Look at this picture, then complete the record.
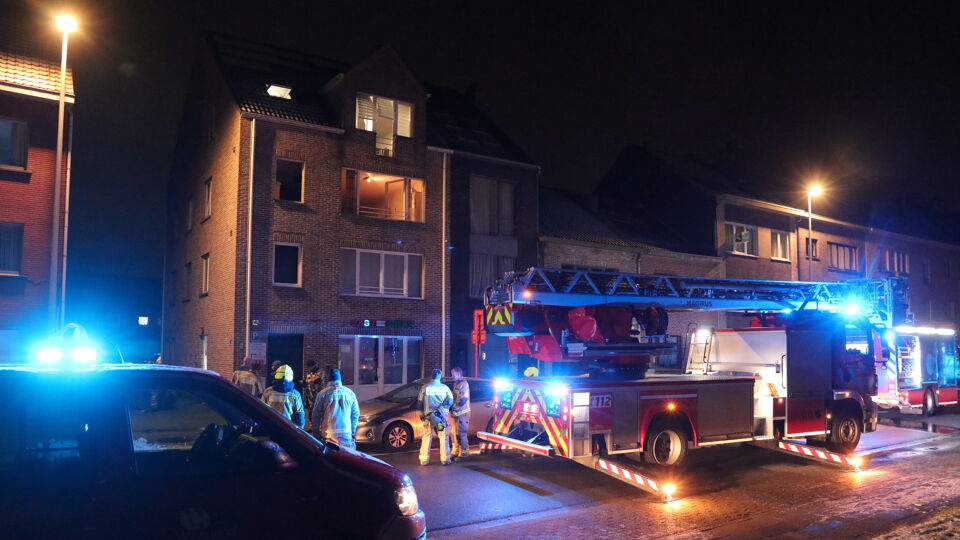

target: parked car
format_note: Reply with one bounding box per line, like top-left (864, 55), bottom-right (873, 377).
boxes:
top-left (356, 378), bottom-right (495, 450)
top-left (0, 361), bottom-right (426, 539)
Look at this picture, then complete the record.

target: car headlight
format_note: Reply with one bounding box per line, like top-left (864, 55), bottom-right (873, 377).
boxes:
top-left (395, 477), bottom-right (419, 517)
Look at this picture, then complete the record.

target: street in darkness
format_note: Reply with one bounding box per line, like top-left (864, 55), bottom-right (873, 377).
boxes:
top-left (375, 409), bottom-right (960, 538)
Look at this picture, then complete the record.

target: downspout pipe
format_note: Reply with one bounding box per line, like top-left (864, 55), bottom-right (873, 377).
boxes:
top-left (441, 151), bottom-right (448, 375)
top-left (59, 110), bottom-right (74, 326)
top-left (244, 118), bottom-right (256, 370)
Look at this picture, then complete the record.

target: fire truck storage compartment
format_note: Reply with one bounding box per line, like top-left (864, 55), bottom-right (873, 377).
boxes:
top-left (695, 378), bottom-right (755, 442)
top-left (785, 314), bottom-right (837, 399)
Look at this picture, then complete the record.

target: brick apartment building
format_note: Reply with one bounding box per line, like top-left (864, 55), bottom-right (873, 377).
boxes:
top-left (164, 35), bottom-right (536, 399)
top-left (0, 50), bottom-right (73, 361)
top-left (717, 194), bottom-right (960, 326)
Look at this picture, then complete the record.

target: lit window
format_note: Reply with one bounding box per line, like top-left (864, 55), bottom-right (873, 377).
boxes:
top-left (274, 160), bottom-right (304, 202)
top-left (266, 84), bottom-right (292, 99)
top-left (828, 242), bottom-right (859, 272)
top-left (273, 243), bottom-right (301, 287)
top-left (138, 316), bottom-right (149, 326)
top-left (338, 335), bottom-right (422, 388)
top-left (339, 248), bottom-right (423, 299)
top-left (770, 230), bottom-right (790, 261)
top-left (0, 118), bottom-right (27, 167)
top-left (725, 223), bottom-right (757, 256)
top-left (881, 248), bottom-right (909, 275)
top-left (341, 169), bottom-right (425, 222)
top-left (203, 178), bottom-right (212, 219)
top-left (355, 93), bottom-right (413, 157)
top-left (0, 222), bottom-right (24, 275)
top-left (201, 253), bottom-right (210, 295)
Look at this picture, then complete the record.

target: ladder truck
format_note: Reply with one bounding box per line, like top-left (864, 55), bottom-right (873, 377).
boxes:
top-left (875, 324), bottom-right (959, 415)
top-left (476, 267), bottom-right (907, 500)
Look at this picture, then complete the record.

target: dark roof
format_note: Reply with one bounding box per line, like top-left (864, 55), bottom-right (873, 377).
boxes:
top-left (540, 187), bottom-right (686, 250)
top-left (209, 34), bottom-right (345, 127)
top-left (207, 34), bottom-right (533, 164)
top-left (426, 86), bottom-right (534, 164)
top-left (0, 50), bottom-right (74, 97)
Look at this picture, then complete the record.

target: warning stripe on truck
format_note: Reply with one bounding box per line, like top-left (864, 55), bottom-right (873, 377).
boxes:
top-left (596, 458), bottom-right (675, 501)
top-left (493, 387), bottom-right (570, 457)
top-left (778, 441), bottom-right (864, 469)
top-left (477, 431), bottom-right (554, 456)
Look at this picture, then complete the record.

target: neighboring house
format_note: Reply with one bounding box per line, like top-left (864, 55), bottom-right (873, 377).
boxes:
top-left (0, 50), bottom-right (74, 362)
top-left (717, 195), bottom-right (960, 326)
top-left (163, 35), bottom-right (536, 399)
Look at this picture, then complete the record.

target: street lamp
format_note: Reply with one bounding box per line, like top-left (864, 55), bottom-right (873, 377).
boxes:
top-left (49, 14), bottom-right (77, 330)
top-left (807, 184), bottom-right (823, 281)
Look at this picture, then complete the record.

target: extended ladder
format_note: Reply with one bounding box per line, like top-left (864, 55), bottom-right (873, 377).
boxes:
top-left (484, 267), bottom-right (907, 326)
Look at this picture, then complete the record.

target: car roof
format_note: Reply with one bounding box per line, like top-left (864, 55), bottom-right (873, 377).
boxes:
top-left (0, 363), bottom-right (220, 377)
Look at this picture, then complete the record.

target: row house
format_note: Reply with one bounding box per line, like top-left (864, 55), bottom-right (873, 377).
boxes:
top-left (163, 35), bottom-right (536, 399)
top-left (717, 195), bottom-right (960, 326)
top-left (0, 50), bottom-right (74, 361)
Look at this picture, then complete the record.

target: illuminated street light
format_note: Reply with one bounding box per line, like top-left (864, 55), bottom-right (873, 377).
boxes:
top-left (806, 184), bottom-right (823, 281)
top-left (49, 15), bottom-right (77, 330)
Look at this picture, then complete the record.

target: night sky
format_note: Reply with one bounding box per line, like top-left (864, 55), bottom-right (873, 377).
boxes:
top-left (4, 1), bottom-right (960, 309)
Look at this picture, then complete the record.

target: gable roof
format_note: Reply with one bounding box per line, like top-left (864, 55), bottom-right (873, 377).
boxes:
top-left (0, 50), bottom-right (74, 98)
top-left (206, 34), bottom-right (533, 164)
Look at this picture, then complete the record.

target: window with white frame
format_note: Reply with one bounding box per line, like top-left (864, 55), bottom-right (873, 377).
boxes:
top-left (273, 243), bottom-right (301, 286)
top-left (881, 248), bottom-right (909, 274)
top-left (0, 222), bottom-right (24, 275)
top-left (355, 93), bottom-right (413, 157)
top-left (339, 248), bottom-right (423, 298)
top-left (770, 230), bottom-right (790, 261)
top-left (340, 169), bottom-right (425, 222)
top-left (469, 253), bottom-right (516, 298)
top-left (725, 223), bottom-right (757, 255)
top-left (470, 176), bottom-right (515, 236)
top-left (275, 159), bottom-right (304, 202)
top-left (203, 178), bottom-right (212, 219)
top-left (200, 253), bottom-right (210, 295)
top-left (828, 242), bottom-right (859, 272)
top-left (338, 335), bottom-right (422, 387)
top-left (805, 237), bottom-right (819, 259)
top-left (0, 118), bottom-right (27, 167)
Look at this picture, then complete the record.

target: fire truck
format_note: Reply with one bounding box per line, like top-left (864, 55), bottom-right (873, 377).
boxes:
top-left (476, 267), bottom-right (908, 499)
top-left (876, 324), bottom-right (959, 415)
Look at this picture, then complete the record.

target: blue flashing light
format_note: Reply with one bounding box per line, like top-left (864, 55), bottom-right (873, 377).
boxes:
top-left (844, 303), bottom-right (861, 316)
top-left (782, 308), bottom-right (793, 314)
top-left (546, 383), bottom-right (569, 398)
top-left (36, 347), bottom-right (63, 364)
top-left (493, 378), bottom-right (514, 409)
top-left (884, 330), bottom-right (896, 344)
top-left (70, 347), bottom-right (97, 364)
top-left (493, 378), bottom-right (513, 392)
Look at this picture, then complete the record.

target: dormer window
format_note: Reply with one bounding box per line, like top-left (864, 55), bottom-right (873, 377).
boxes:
top-left (266, 84), bottom-right (292, 99)
top-left (355, 93), bottom-right (413, 157)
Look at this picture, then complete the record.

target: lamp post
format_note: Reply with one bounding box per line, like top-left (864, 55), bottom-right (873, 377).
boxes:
top-left (806, 184), bottom-right (823, 281)
top-left (49, 15), bottom-right (77, 331)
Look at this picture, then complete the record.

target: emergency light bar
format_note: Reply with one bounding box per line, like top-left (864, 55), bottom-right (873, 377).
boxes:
top-left (894, 326), bottom-right (955, 336)
top-left (33, 323), bottom-right (99, 368)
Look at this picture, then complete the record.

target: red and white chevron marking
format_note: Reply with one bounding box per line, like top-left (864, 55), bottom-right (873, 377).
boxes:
top-left (480, 443), bottom-right (508, 451)
top-left (596, 458), bottom-right (666, 495)
top-left (778, 441), bottom-right (863, 468)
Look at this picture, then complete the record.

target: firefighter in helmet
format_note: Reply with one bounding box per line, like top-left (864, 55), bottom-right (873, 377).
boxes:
top-left (261, 364), bottom-right (305, 428)
top-left (311, 368), bottom-right (359, 449)
top-left (449, 366), bottom-right (471, 460)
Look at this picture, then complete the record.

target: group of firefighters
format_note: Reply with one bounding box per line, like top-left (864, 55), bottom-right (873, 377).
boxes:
top-left (230, 360), bottom-right (473, 464)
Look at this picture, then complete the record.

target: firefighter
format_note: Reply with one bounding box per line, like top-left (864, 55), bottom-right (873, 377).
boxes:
top-left (449, 366), bottom-right (471, 460)
top-left (311, 368), bottom-right (359, 449)
top-left (417, 368), bottom-right (453, 466)
top-left (261, 364), bottom-right (305, 428)
top-left (231, 357), bottom-right (264, 397)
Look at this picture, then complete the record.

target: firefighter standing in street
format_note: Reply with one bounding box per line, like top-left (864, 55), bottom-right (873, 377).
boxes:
top-left (417, 368), bottom-right (453, 466)
top-left (231, 357), bottom-right (264, 397)
top-left (449, 366), bottom-right (471, 460)
top-left (261, 364), bottom-right (305, 428)
top-left (311, 368), bottom-right (359, 449)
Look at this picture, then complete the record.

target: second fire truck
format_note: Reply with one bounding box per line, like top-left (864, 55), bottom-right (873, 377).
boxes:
top-left (477, 268), bottom-right (909, 496)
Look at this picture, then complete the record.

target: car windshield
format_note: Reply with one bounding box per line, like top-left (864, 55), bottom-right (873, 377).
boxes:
top-left (380, 381), bottom-right (424, 402)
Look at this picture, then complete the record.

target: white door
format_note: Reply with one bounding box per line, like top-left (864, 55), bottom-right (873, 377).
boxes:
top-left (340, 336), bottom-right (422, 401)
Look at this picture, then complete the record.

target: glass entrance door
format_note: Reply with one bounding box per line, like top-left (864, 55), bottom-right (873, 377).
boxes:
top-left (339, 335), bottom-right (423, 401)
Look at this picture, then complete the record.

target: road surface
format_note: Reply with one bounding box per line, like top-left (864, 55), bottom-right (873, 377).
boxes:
top-left (368, 408), bottom-right (960, 538)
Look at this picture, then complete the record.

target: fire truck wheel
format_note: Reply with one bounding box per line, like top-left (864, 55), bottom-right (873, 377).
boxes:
top-left (826, 409), bottom-right (861, 454)
top-left (922, 389), bottom-right (938, 417)
top-left (643, 423), bottom-right (688, 467)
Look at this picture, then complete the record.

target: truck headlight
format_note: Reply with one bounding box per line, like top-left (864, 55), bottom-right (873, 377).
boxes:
top-left (395, 477), bottom-right (419, 517)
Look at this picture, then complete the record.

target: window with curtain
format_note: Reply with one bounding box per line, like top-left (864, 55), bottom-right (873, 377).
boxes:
top-left (340, 248), bottom-right (423, 298)
top-left (828, 242), bottom-right (859, 272)
top-left (470, 176), bottom-right (515, 236)
top-left (0, 223), bottom-right (23, 275)
top-left (770, 230), bottom-right (790, 260)
top-left (469, 253), bottom-right (516, 298)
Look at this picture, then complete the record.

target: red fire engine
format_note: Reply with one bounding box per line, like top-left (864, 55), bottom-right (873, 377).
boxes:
top-left (876, 324), bottom-right (959, 415)
top-left (477, 267), bottom-right (908, 499)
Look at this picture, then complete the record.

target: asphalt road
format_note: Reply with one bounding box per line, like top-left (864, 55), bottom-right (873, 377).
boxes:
top-left (369, 407), bottom-right (960, 539)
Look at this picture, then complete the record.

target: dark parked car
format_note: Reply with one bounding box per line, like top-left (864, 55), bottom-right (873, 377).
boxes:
top-left (0, 363), bottom-right (426, 539)
top-left (356, 377), bottom-right (495, 450)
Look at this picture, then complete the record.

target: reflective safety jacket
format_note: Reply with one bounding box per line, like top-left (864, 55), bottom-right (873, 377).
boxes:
top-left (311, 383), bottom-right (359, 441)
top-left (261, 383), bottom-right (305, 428)
top-left (231, 369), bottom-right (264, 398)
top-left (450, 378), bottom-right (471, 417)
top-left (417, 380), bottom-right (453, 417)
